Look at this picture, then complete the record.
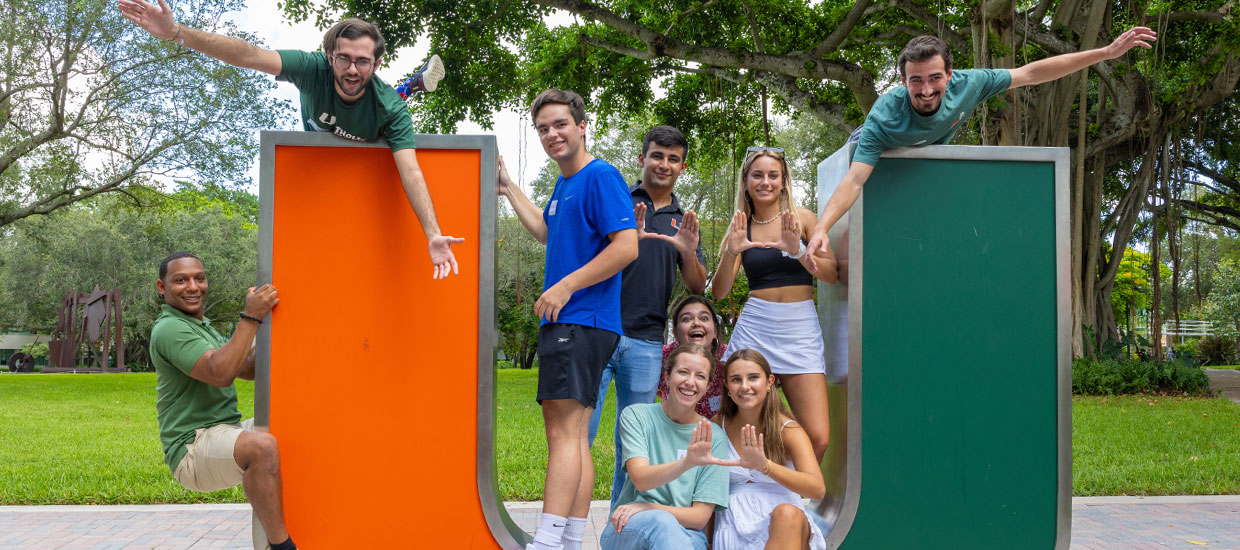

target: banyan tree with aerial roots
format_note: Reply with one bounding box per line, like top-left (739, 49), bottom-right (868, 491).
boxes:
top-left (278, 0), bottom-right (1240, 357)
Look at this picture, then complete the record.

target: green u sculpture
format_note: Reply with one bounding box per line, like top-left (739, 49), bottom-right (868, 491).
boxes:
top-left (815, 143), bottom-right (1072, 549)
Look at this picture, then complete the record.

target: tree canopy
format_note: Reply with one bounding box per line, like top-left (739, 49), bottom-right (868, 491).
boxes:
top-left (282, 0), bottom-right (1240, 356)
top-left (0, 0), bottom-right (288, 227)
top-left (0, 188), bottom-right (259, 367)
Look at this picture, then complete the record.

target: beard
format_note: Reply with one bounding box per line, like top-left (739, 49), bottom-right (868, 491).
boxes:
top-left (334, 71), bottom-right (369, 98)
top-left (912, 94), bottom-right (942, 115)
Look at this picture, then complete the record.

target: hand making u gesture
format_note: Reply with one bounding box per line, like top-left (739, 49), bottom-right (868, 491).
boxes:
top-left (684, 418), bottom-right (740, 468)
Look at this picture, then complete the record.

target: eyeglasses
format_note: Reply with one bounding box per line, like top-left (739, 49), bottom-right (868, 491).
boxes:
top-left (332, 54), bottom-right (374, 72)
top-left (746, 146), bottom-right (784, 154)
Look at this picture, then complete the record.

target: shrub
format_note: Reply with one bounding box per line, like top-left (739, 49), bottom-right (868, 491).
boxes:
top-left (1072, 357), bottom-right (1213, 396)
top-left (1196, 335), bottom-right (1236, 366)
top-left (19, 342), bottom-right (49, 360)
top-left (1172, 340), bottom-right (1198, 363)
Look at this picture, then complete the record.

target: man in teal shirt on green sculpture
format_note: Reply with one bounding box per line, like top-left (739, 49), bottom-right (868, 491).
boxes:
top-left (119, 1), bottom-right (463, 280)
top-left (806, 27), bottom-right (1158, 264)
top-left (149, 252), bottom-right (293, 550)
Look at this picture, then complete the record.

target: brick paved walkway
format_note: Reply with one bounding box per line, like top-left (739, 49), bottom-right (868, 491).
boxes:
top-left (1, 496), bottom-right (1236, 549)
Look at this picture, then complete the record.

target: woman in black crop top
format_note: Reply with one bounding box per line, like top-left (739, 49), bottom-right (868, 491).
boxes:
top-left (710, 148), bottom-right (837, 462)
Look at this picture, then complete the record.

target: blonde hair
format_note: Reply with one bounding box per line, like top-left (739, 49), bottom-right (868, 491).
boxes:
top-left (718, 148), bottom-right (802, 258)
top-left (720, 349), bottom-right (793, 465)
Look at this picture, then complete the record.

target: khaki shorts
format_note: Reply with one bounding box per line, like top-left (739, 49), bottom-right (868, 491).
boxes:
top-left (172, 418), bottom-right (255, 493)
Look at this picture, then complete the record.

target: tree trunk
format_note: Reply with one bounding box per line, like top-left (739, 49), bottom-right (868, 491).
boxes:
top-left (1152, 201), bottom-right (1163, 360)
top-left (1162, 135), bottom-right (1181, 341)
top-left (518, 341), bottom-right (530, 369)
top-left (1094, 142), bottom-right (1160, 346)
top-left (973, 0), bottom-right (1016, 145)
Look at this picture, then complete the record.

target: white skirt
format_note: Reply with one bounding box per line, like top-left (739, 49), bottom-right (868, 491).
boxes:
top-left (723, 297), bottom-right (826, 375)
top-left (713, 482), bottom-right (827, 550)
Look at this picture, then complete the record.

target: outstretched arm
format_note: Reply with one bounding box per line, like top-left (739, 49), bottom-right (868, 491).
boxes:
top-left (1008, 26), bottom-right (1156, 89)
top-left (393, 148), bottom-right (464, 280)
top-left (807, 161), bottom-right (874, 266)
top-left (118, 0), bottom-right (282, 75)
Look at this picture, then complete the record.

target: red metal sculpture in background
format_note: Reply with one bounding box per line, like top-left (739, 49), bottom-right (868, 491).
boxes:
top-left (48, 286), bottom-right (124, 372)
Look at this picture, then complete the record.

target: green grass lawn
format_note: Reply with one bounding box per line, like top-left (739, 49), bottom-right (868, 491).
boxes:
top-left (496, 368), bottom-right (618, 500)
top-left (0, 373), bottom-right (251, 504)
top-left (1, 372), bottom-right (1237, 504)
top-left (1072, 395), bottom-right (1240, 495)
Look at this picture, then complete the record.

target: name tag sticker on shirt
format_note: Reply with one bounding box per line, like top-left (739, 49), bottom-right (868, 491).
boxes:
top-left (677, 449), bottom-right (687, 460)
top-left (549, 200), bottom-right (558, 216)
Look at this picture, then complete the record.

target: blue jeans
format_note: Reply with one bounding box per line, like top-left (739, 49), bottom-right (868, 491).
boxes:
top-left (587, 335), bottom-right (663, 508)
top-left (600, 509), bottom-right (708, 550)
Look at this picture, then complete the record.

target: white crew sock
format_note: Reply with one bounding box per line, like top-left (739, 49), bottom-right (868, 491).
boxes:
top-left (562, 516), bottom-right (587, 550)
top-left (529, 512), bottom-right (567, 550)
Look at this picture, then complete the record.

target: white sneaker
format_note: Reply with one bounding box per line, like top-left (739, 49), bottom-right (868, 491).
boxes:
top-left (412, 54), bottom-right (446, 93)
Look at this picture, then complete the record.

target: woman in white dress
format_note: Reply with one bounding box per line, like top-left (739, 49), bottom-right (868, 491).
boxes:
top-left (712, 349), bottom-right (826, 550)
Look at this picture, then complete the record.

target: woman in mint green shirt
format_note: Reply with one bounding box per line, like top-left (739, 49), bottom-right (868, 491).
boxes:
top-left (602, 343), bottom-right (734, 550)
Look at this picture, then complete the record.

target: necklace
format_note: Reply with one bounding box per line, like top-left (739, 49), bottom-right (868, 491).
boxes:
top-left (752, 210), bottom-right (782, 224)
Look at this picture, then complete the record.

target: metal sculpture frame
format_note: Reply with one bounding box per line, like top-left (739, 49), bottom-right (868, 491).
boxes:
top-left (48, 286), bottom-right (124, 371)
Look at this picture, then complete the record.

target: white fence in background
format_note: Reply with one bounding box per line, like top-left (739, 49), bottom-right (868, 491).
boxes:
top-left (1134, 319), bottom-right (1217, 345)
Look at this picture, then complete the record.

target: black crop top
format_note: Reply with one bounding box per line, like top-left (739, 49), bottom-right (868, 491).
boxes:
top-left (741, 225), bottom-right (814, 290)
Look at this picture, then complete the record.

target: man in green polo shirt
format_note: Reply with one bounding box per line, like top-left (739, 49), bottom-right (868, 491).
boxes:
top-left (118, 1), bottom-right (464, 280)
top-left (805, 27), bottom-right (1158, 265)
top-left (150, 252), bottom-right (295, 550)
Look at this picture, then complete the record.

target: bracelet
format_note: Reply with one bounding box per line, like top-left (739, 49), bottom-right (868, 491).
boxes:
top-left (781, 240), bottom-right (807, 260)
top-left (762, 459), bottom-right (773, 476)
top-left (167, 25), bottom-right (183, 45)
top-left (239, 312), bottom-right (263, 324)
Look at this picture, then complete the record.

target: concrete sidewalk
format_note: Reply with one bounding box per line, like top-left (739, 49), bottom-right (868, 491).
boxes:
top-left (0, 496), bottom-right (1237, 549)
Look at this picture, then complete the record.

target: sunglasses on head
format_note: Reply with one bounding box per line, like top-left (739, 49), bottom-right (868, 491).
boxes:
top-left (746, 146), bottom-right (785, 154)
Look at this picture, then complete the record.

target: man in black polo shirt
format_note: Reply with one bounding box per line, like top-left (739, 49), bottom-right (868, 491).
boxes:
top-left (588, 125), bottom-right (707, 507)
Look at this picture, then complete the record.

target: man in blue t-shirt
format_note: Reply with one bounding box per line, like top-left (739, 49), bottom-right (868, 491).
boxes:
top-left (497, 89), bottom-right (638, 550)
top-left (806, 27), bottom-right (1157, 263)
top-left (118, 1), bottom-right (463, 279)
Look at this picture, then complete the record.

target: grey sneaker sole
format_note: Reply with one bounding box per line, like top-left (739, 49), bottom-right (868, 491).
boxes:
top-left (419, 54), bottom-right (446, 92)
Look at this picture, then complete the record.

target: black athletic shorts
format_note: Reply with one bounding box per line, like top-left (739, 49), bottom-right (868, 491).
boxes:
top-left (536, 323), bottom-right (620, 408)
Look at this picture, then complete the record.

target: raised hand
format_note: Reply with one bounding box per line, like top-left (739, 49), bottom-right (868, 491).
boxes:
top-left (725, 211), bottom-right (761, 256)
top-left (1103, 27), bottom-right (1157, 59)
top-left (428, 235), bottom-right (465, 280)
top-left (117, 0), bottom-right (178, 40)
top-left (669, 210), bottom-right (700, 255)
top-left (736, 424), bottom-right (769, 472)
top-left (764, 209), bottom-right (801, 255)
top-left (684, 419), bottom-right (740, 468)
top-left (634, 202), bottom-right (657, 240)
top-left (636, 204), bottom-right (700, 257)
